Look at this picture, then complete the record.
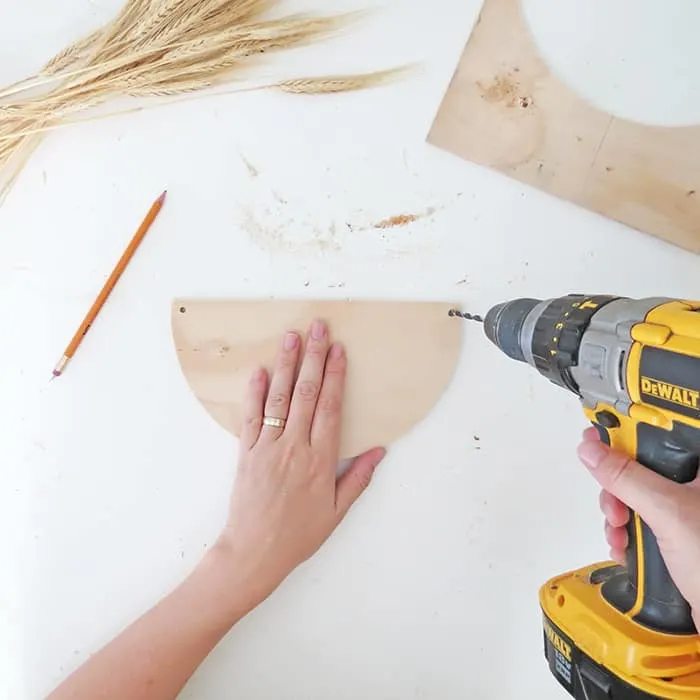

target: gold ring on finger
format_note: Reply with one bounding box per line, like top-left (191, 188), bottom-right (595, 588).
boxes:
top-left (263, 416), bottom-right (287, 429)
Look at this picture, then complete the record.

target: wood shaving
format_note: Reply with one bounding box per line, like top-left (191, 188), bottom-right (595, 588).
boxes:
top-left (372, 206), bottom-right (436, 230)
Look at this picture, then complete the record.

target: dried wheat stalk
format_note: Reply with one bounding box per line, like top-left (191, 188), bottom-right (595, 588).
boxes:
top-left (0, 0), bottom-right (404, 200)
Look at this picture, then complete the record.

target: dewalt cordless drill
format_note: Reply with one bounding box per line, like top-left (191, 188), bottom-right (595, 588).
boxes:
top-left (451, 296), bottom-right (700, 699)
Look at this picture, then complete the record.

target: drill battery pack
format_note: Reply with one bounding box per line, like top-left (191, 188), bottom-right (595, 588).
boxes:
top-left (540, 564), bottom-right (700, 700)
top-left (543, 613), bottom-right (658, 699)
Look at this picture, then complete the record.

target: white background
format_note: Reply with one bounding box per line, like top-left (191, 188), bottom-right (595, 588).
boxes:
top-left (1, 1), bottom-right (699, 698)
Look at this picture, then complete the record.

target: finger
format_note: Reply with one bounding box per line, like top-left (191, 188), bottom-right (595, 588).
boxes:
top-left (610, 548), bottom-right (627, 566)
top-left (260, 331), bottom-right (300, 442)
top-left (310, 343), bottom-right (346, 451)
top-left (582, 426), bottom-right (601, 442)
top-left (577, 440), bottom-right (681, 531)
top-left (599, 490), bottom-right (630, 528)
top-left (605, 521), bottom-right (629, 552)
top-left (287, 320), bottom-right (330, 436)
top-left (336, 447), bottom-right (386, 520)
top-left (240, 367), bottom-right (268, 450)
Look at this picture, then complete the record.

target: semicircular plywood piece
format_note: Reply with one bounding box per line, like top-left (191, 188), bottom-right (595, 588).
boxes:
top-left (429, 0), bottom-right (700, 253)
top-left (171, 299), bottom-right (463, 459)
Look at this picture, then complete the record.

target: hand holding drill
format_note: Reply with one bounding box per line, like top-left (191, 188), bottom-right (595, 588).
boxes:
top-left (579, 428), bottom-right (700, 628)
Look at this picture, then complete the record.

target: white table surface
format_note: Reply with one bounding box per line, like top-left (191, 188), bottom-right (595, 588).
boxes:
top-left (2, 1), bottom-right (699, 698)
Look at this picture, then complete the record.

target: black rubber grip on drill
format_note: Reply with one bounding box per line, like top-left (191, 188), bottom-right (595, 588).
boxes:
top-left (601, 422), bottom-right (699, 635)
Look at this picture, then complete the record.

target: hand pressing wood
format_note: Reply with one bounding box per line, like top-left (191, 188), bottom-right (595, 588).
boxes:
top-left (171, 299), bottom-right (463, 459)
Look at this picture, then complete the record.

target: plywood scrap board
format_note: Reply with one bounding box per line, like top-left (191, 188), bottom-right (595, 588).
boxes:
top-left (428, 0), bottom-right (700, 253)
top-left (171, 299), bottom-right (463, 459)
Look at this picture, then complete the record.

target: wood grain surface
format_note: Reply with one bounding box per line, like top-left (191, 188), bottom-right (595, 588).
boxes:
top-left (171, 299), bottom-right (463, 459)
top-left (428, 0), bottom-right (700, 253)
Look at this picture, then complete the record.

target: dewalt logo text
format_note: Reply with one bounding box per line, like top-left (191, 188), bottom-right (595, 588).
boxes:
top-left (544, 621), bottom-right (572, 662)
top-left (641, 377), bottom-right (699, 411)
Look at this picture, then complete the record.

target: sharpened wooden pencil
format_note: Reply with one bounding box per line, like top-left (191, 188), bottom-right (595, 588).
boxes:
top-left (52, 190), bottom-right (167, 378)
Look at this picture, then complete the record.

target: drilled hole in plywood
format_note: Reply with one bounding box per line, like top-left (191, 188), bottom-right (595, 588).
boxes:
top-left (522, 0), bottom-right (700, 126)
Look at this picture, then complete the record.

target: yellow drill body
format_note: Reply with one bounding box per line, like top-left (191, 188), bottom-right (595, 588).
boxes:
top-left (470, 296), bottom-right (700, 699)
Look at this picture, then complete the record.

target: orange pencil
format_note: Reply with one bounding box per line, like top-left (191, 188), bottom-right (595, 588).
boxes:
top-left (52, 190), bottom-right (167, 378)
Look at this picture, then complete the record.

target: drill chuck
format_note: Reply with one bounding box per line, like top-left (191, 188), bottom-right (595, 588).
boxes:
top-left (483, 298), bottom-right (539, 364)
top-left (481, 295), bottom-right (625, 396)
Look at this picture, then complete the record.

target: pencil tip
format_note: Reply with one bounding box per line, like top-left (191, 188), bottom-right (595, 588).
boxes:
top-left (158, 190), bottom-right (167, 203)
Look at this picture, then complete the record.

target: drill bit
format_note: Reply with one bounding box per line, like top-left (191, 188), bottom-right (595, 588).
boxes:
top-left (448, 309), bottom-right (484, 323)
